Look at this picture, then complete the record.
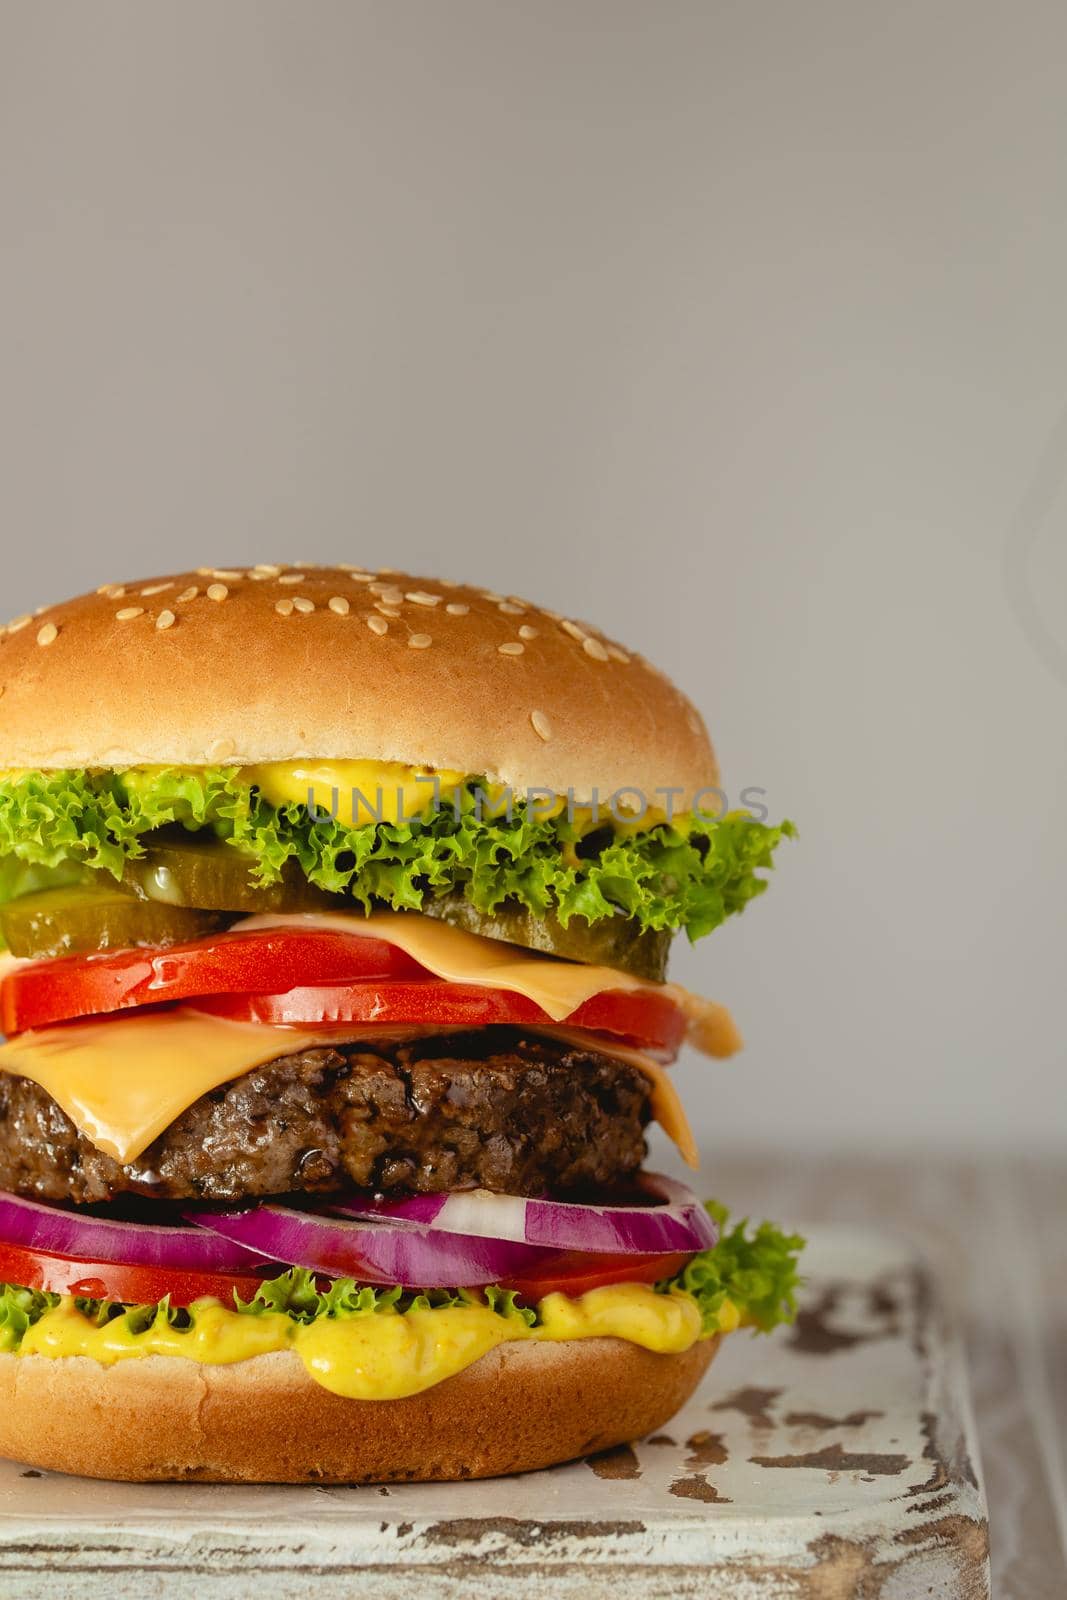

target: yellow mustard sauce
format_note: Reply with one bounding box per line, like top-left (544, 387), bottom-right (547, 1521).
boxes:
top-left (237, 761), bottom-right (693, 838)
top-left (18, 1284), bottom-right (714, 1401)
top-left (242, 762), bottom-right (466, 828)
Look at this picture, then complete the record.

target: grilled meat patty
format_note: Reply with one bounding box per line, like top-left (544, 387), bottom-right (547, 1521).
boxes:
top-left (0, 1029), bottom-right (651, 1204)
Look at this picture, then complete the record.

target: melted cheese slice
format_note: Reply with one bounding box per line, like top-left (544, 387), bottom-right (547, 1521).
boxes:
top-left (0, 1010), bottom-right (333, 1165)
top-left (0, 910), bottom-right (728, 1169)
top-left (0, 1007), bottom-right (699, 1171)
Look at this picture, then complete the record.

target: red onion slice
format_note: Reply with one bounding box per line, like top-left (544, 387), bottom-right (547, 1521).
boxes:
top-left (332, 1172), bottom-right (717, 1256)
top-left (0, 1189), bottom-right (269, 1274)
top-left (187, 1204), bottom-right (561, 1288)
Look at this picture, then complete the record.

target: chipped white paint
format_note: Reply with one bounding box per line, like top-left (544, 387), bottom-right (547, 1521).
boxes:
top-left (0, 1227), bottom-right (988, 1598)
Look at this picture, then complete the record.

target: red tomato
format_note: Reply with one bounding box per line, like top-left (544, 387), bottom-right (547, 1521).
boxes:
top-left (0, 1239), bottom-right (693, 1311)
top-left (0, 929), bottom-right (422, 1035)
top-left (0, 1240), bottom-right (270, 1307)
top-left (195, 981), bottom-right (685, 1056)
top-left (502, 1250), bottom-right (693, 1304)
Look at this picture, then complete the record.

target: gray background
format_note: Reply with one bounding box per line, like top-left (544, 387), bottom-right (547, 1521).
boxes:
top-left (1, 1), bottom-right (1064, 1155)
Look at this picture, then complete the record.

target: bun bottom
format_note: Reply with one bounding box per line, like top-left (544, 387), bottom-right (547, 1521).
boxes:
top-left (0, 1336), bottom-right (718, 1483)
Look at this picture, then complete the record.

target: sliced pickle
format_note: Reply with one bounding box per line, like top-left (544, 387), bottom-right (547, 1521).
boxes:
top-left (0, 886), bottom-right (226, 960)
top-left (127, 834), bottom-right (339, 915)
top-left (420, 892), bottom-right (671, 981)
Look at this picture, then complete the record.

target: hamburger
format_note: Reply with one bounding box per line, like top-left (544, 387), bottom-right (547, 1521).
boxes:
top-left (0, 565), bottom-right (801, 1483)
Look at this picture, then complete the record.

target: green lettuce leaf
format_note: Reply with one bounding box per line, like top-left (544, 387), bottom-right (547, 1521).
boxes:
top-left (663, 1205), bottom-right (805, 1334)
top-left (0, 1271), bottom-right (539, 1348)
top-left (0, 1212), bottom-right (801, 1351)
top-left (0, 1283), bottom-right (57, 1351)
top-left (233, 1269), bottom-right (537, 1327)
top-left (0, 768), bottom-right (793, 939)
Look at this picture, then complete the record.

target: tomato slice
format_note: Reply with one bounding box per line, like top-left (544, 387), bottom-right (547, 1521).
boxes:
top-left (195, 981), bottom-right (685, 1056)
top-left (0, 1240), bottom-right (270, 1307)
top-left (501, 1249), bottom-right (693, 1304)
top-left (0, 1239), bottom-right (693, 1310)
top-left (0, 929), bottom-right (422, 1035)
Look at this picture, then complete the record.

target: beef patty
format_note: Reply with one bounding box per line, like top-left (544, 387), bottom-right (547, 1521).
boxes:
top-left (0, 1029), bottom-right (651, 1205)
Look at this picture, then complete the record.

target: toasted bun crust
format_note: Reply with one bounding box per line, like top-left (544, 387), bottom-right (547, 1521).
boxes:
top-left (0, 566), bottom-right (717, 805)
top-left (0, 1336), bottom-right (718, 1483)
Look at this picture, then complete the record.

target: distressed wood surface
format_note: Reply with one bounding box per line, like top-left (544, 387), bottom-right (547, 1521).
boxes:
top-left (0, 1210), bottom-right (991, 1599)
top-left (708, 1152), bottom-right (1067, 1598)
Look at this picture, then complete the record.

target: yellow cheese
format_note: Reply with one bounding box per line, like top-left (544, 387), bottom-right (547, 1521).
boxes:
top-left (0, 1005), bottom-right (699, 1172)
top-left (0, 911), bottom-right (728, 1167)
top-left (18, 1282), bottom-right (705, 1400)
top-left (0, 1010), bottom-right (334, 1165)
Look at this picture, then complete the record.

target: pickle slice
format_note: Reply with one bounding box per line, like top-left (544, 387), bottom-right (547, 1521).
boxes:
top-left (420, 892), bottom-right (671, 981)
top-left (128, 834), bottom-right (338, 915)
top-left (0, 887), bottom-right (225, 960)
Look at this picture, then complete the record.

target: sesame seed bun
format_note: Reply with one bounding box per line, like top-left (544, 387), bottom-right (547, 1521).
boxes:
top-left (0, 1335), bottom-right (718, 1483)
top-left (0, 567), bottom-right (718, 806)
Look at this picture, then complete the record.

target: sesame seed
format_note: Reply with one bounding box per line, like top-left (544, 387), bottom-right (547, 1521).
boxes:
top-left (347, 571), bottom-right (375, 583)
top-left (375, 602), bottom-right (401, 618)
top-left (518, 624), bottom-right (538, 640)
top-left (36, 622), bottom-right (58, 646)
top-left (207, 737), bottom-right (235, 761)
top-left (498, 641), bottom-right (524, 656)
top-left (156, 609), bottom-right (176, 631)
top-left (97, 583), bottom-right (126, 598)
top-left (292, 597), bottom-right (315, 613)
top-left (252, 564), bottom-right (282, 577)
top-left (408, 633), bottom-right (432, 649)
top-left (141, 582), bottom-right (173, 597)
top-left (177, 586), bottom-right (199, 603)
top-left (277, 573), bottom-right (305, 585)
top-left (116, 607), bottom-right (144, 621)
top-left (367, 615), bottom-right (389, 635)
top-left (7, 615), bottom-right (31, 633)
top-left (607, 644), bottom-right (630, 664)
top-left (561, 619), bottom-right (588, 642)
top-left (328, 595), bottom-right (351, 615)
top-left (445, 602), bottom-right (470, 616)
top-left (35, 605), bottom-right (50, 615)
top-left (212, 569), bottom-right (242, 581)
top-left (196, 568), bottom-right (215, 577)
top-left (583, 636), bottom-right (609, 662)
top-left (498, 601), bottom-right (524, 615)
top-left (406, 591), bottom-right (441, 607)
top-left (275, 598), bottom-right (295, 616)
top-left (206, 583), bottom-right (229, 602)
top-left (379, 587), bottom-right (404, 606)
top-left (480, 591), bottom-right (505, 603)
top-left (530, 710), bottom-right (552, 741)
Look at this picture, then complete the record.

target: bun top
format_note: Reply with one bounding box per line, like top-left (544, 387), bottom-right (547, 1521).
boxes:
top-left (0, 565), bottom-right (718, 805)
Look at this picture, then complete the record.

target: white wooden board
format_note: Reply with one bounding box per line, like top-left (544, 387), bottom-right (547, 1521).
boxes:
top-left (0, 1225), bottom-right (989, 1598)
